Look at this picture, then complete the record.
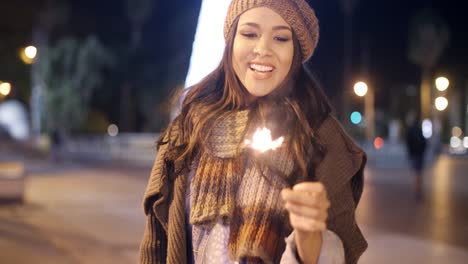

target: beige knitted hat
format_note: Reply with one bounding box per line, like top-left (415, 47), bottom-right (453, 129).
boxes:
top-left (224, 0), bottom-right (319, 62)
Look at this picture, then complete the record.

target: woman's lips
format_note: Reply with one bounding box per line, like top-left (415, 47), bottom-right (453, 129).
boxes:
top-left (249, 63), bottom-right (275, 79)
top-left (250, 63), bottom-right (274, 72)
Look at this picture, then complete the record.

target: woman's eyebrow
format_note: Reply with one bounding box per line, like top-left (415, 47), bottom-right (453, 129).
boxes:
top-left (272, 25), bottom-right (292, 32)
top-left (239, 22), bottom-right (292, 32)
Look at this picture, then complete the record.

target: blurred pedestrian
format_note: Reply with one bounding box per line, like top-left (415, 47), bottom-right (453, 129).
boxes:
top-left (50, 129), bottom-right (63, 163)
top-left (140, 0), bottom-right (367, 263)
top-left (405, 113), bottom-right (427, 200)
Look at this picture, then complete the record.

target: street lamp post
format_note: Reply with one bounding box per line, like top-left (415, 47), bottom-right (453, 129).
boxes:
top-left (353, 81), bottom-right (375, 141)
top-left (432, 76), bottom-right (449, 154)
top-left (434, 76), bottom-right (449, 113)
top-left (19, 45), bottom-right (42, 140)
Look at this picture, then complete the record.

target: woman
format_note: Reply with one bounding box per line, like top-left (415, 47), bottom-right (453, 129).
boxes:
top-left (140, 0), bottom-right (367, 263)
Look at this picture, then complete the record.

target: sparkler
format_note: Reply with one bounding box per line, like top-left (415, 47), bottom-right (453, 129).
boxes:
top-left (244, 127), bottom-right (284, 152)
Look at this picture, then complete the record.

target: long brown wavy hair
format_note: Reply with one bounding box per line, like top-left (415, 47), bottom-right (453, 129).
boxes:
top-left (160, 17), bottom-right (332, 184)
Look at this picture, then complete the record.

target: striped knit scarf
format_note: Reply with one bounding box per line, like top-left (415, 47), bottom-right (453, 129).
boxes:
top-left (189, 110), bottom-right (295, 263)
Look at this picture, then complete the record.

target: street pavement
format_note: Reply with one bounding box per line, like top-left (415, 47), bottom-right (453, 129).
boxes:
top-left (358, 155), bottom-right (468, 263)
top-left (1, 154), bottom-right (467, 263)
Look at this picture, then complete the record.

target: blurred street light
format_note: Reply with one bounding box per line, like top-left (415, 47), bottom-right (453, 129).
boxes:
top-left (107, 124), bottom-right (119, 137)
top-left (435, 96), bottom-right (448, 111)
top-left (353, 81), bottom-right (375, 140)
top-left (452, 126), bottom-right (462, 137)
top-left (350, 111), bottom-right (362, 124)
top-left (422, 119), bottom-right (433, 138)
top-left (353, 81), bottom-right (368, 97)
top-left (373, 137), bottom-right (384, 150)
top-left (435, 76), bottom-right (449, 92)
top-left (25, 46), bottom-right (37, 59)
top-left (450, 136), bottom-right (462, 149)
top-left (20, 45), bottom-right (37, 64)
top-left (0, 82), bottom-right (12, 96)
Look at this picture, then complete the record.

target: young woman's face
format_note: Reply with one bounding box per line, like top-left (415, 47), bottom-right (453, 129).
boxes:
top-left (232, 7), bottom-right (294, 98)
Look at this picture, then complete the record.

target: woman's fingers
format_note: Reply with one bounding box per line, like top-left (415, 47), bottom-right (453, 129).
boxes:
top-left (292, 182), bottom-right (326, 193)
top-left (284, 202), bottom-right (328, 221)
top-left (289, 213), bottom-right (327, 232)
top-left (282, 182), bottom-right (330, 232)
top-left (281, 185), bottom-right (330, 209)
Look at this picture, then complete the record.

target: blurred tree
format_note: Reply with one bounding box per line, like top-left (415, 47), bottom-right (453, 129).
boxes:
top-left (85, 109), bottom-right (110, 133)
top-left (119, 0), bottom-right (154, 132)
top-left (39, 36), bottom-right (114, 133)
top-left (408, 8), bottom-right (450, 120)
top-left (125, 0), bottom-right (153, 52)
top-left (31, 0), bottom-right (69, 137)
top-left (136, 8), bottom-right (199, 131)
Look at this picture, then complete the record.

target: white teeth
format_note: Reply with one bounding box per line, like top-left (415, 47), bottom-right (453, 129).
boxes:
top-left (250, 64), bottom-right (273, 72)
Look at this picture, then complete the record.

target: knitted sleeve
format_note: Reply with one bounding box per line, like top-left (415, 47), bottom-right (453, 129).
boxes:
top-left (139, 211), bottom-right (168, 264)
top-left (139, 121), bottom-right (180, 264)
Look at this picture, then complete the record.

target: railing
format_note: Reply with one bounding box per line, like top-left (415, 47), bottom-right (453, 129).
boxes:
top-left (64, 133), bottom-right (159, 166)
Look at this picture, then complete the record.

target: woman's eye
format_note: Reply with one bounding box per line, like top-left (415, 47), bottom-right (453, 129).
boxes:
top-left (241, 33), bottom-right (257, 38)
top-left (274, 36), bottom-right (290, 42)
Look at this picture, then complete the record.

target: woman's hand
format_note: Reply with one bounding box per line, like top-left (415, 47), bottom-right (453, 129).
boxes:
top-left (281, 182), bottom-right (330, 263)
top-left (282, 182), bottom-right (330, 233)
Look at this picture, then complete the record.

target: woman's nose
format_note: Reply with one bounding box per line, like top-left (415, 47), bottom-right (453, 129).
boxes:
top-left (253, 37), bottom-right (272, 57)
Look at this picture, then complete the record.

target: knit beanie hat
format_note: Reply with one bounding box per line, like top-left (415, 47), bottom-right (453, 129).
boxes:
top-left (224, 0), bottom-right (319, 62)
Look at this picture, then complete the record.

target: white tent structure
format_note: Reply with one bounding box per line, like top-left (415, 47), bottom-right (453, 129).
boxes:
top-left (185, 0), bottom-right (231, 88)
top-left (0, 100), bottom-right (30, 141)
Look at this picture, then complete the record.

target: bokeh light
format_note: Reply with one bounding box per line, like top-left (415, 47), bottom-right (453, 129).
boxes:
top-left (464, 137), bottom-right (468, 149)
top-left (452, 126), bottom-right (463, 138)
top-left (422, 119), bottom-right (432, 139)
top-left (350, 111), bottom-right (362, 124)
top-left (435, 97), bottom-right (448, 111)
top-left (0, 82), bottom-right (11, 96)
top-left (353, 81), bottom-right (368, 97)
top-left (435, 76), bottom-right (449, 91)
top-left (374, 137), bottom-right (384, 150)
top-left (107, 124), bottom-right (119, 136)
top-left (450, 137), bottom-right (462, 149)
top-left (25, 46), bottom-right (37, 59)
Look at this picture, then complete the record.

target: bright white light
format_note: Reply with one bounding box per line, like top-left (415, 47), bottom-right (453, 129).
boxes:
top-left (244, 127), bottom-right (284, 152)
top-left (450, 137), bottom-right (462, 149)
top-left (435, 97), bottom-right (448, 111)
top-left (107, 124), bottom-right (119, 137)
top-left (25, 46), bottom-right (37, 59)
top-left (0, 100), bottom-right (30, 140)
top-left (422, 119), bottom-right (432, 139)
top-left (185, 0), bottom-right (231, 88)
top-left (435, 76), bottom-right (449, 91)
top-left (0, 82), bottom-right (11, 96)
top-left (353, 81), bottom-right (368, 97)
top-left (452, 126), bottom-right (462, 138)
top-left (464, 137), bottom-right (468, 148)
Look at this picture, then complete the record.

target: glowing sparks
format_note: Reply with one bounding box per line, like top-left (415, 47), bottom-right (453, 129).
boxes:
top-left (245, 127), bottom-right (284, 152)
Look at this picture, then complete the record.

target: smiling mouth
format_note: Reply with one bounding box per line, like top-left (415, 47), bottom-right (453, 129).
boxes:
top-left (249, 63), bottom-right (274, 73)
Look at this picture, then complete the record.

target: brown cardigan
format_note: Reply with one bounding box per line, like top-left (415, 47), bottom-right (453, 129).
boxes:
top-left (139, 116), bottom-right (368, 264)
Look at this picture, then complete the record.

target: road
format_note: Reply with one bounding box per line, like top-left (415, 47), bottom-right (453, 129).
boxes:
top-left (0, 154), bottom-right (467, 263)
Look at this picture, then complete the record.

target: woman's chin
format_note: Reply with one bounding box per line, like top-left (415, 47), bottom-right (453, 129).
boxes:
top-left (245, 87), bottom-right (274, 98)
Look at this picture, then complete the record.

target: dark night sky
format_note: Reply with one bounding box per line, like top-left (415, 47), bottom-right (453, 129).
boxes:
top-left (1, 0), bottom-right (467, 116)
top-left (307, 0), bottom-right (468, 112)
